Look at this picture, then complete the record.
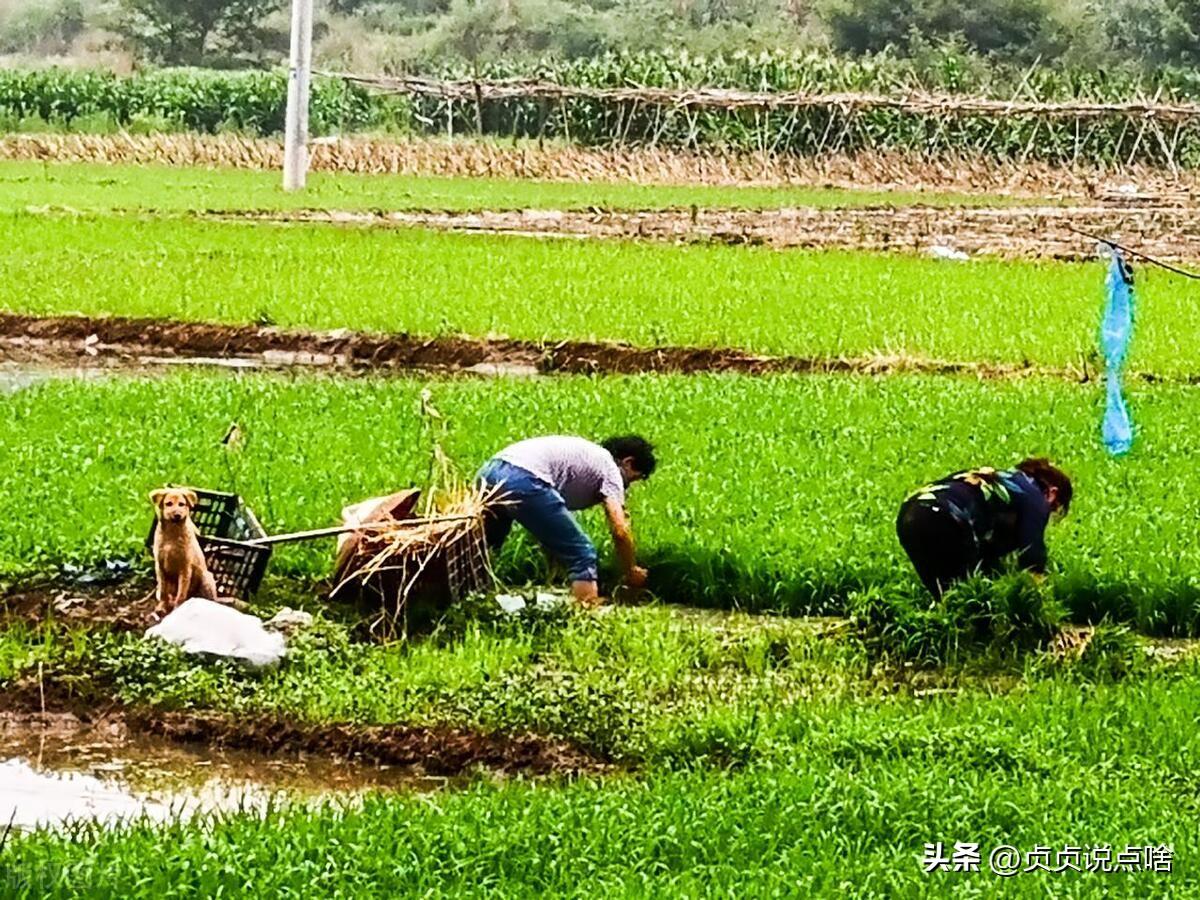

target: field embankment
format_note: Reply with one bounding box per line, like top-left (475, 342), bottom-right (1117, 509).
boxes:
top-left (207, 203), bottom-right (1200, 261)
top-left (0, 593), bottom-right (874, 767)
top-left (0, 312), bottom-right (1077, 380)
top-left (0, 700), bottom-right (600, 776)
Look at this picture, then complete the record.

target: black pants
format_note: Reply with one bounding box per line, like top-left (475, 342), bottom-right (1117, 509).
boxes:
top-left (896, 499), bottom-right (982, 598)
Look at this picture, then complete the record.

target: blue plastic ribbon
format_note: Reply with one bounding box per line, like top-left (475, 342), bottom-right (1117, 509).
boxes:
top-left (1100, 248), bottom-right (1135, 455)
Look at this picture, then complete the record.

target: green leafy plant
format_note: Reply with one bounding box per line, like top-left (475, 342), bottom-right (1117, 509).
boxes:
top-left (5, 52), bottom-right (1200, 163)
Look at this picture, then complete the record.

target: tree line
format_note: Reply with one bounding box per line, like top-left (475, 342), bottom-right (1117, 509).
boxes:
top-left (2, 0), bottom-right (1200, 76)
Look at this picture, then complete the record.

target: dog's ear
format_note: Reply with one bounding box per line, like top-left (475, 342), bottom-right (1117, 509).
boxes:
top-left (149, 488), bottom-right (168, 506)
top-left (182, 490), bottom-right (198, 508)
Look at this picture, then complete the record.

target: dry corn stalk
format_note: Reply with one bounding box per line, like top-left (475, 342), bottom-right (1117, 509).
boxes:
top-left (334, 480), bottom-right (508, 640)
top-left (1, 133), bottom-right (1193, 198)
top-left (334, 388), bottom-right (511, 639)
top-left (418, 387), bottom-right (455, 516)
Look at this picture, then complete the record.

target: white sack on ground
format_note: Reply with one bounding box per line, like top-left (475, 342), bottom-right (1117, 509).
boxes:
top-left (495, 593), bottom-right (527, 614)
top-left (146, 598), bottom-right (286, 667)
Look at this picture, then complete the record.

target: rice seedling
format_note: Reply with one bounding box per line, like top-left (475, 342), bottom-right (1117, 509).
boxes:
top-left (0, 364), bottom-right (1194, 894)
top-left (0, 121), bottom-right (1195, 889)
top-left (3, 653), bottom-right (1198, 895)
top-left (4, 369), bottom-right (1200, 634)
top-left (0, 159), bottom-right (1020, 213)
top-left (7, 212), bottom-right (1200, 375)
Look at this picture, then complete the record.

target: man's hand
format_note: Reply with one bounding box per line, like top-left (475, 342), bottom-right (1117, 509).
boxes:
top-left (604, 497), bottom-right (641, 583)
top-left (626, 565), bottom-right (649, 589)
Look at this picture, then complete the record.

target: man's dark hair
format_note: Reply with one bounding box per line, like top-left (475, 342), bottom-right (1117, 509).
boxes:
top-left (603, 435), bottom-right (656, 478)
top-left (1016, 457), bottom-right (1073, 514)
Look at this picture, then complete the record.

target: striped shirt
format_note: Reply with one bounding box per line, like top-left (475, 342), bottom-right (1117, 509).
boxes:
top-left (494, 436), bottom-right (625, 510)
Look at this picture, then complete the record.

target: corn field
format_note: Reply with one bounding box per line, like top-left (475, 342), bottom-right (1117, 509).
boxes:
top-left (7, 52), bottom-right (1200, 166)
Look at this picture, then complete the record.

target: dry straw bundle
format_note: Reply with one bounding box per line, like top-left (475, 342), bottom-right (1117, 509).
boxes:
top-left (331, 390), bottom-right (507, 640)
top-left (331, 482), bottom-right (505, 641)
top-left (6, 133), bottom-right (1193, 196)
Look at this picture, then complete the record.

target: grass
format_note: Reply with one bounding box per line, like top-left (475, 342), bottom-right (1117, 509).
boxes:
top-left (5, 766), bottom-right (1194, 897)
top-left (5, 211), bottom-right (1200, 375)
top-left (5, 369), bottom-right (1200, 633)
top-left (3, 639), bottom-right (1197, 896)
top-left (0, 583), bottom-right (1188, 896)
top-left (5, 600), bottom-right (874, 763)
top-left (21, 586), bottom-right (1140, 758)
top-left (0, 160), bottom-right (1034, 214)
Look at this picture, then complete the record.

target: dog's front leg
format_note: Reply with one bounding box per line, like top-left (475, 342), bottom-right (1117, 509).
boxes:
top-left (174, 568), bottom-right (192, 609)
top-left (153, 574), bottom-right (176, 617)
top-left (154, 559), bottom-right (166, 606)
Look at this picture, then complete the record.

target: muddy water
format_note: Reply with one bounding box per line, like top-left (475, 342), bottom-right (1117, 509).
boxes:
top-left (0, 362), bottom-right (114, 394)
top-left (0, 363), bottom-right (57, 394)
top-left (0, 351), bottom-right (541, 384)
top-left (0, 714), bottom-right (443, 829)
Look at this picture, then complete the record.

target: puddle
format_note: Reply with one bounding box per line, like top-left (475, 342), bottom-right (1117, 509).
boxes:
top-left (0, 347), bottom-right (542, 384)
top-left (0, 361), bottom-right (113, 394)
top-left (0, 713), bottom-right (443, 829)
top-left (0, 363), bottom-right (56, 394)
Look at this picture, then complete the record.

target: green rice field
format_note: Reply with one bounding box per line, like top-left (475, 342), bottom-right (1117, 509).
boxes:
top-left (0, 160), bottom-right (1028, 213)
top-left (1, 158), bottom-right (1197, 897)
top-left (5, 210), bottom-right (1200, 375)
top-left (4, 648), bottom-right (1195, 896)
top-left (3, 370), bottom-right (1199, 633)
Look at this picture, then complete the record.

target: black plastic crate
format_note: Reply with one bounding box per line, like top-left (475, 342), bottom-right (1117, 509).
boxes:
top-left (146, 488), bottom-right (272, 600)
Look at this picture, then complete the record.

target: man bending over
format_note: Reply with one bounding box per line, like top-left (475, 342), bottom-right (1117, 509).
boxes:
top-left (477, 435), bottom-right (655, 606)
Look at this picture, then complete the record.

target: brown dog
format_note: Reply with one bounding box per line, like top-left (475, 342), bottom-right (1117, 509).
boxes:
top-left (150, 488), bottom-right (218, 618)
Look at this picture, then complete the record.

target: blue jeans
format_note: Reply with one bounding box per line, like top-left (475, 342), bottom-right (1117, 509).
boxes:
top-left (477, 458), bottom-right (599, 582)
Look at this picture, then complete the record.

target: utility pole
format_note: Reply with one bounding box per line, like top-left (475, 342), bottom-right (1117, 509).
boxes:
top-left (283, 0), bottom-right (313, 191)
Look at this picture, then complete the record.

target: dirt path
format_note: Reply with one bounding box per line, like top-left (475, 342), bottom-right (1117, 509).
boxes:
top-left (210, 203), bottom-right (1200, 261)
top-left (1, 578), bottom-right (156, 632)
top-left (0, 312), bottom-right (1077, 381)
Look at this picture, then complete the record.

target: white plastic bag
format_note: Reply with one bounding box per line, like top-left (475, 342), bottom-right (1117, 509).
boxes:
top-left (146, 598), bottom-right (286, 667)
